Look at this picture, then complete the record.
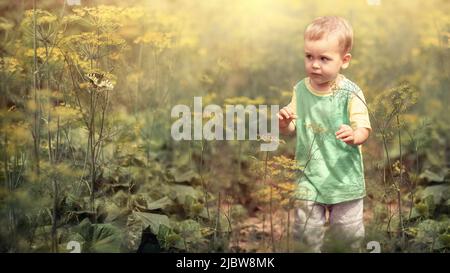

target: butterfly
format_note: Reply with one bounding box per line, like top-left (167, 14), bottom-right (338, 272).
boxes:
top-left (85, 73), bottom-right (114, 91)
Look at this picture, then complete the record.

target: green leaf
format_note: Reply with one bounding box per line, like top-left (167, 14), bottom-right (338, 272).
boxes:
top-left (70, 218), bottom-right (123, 253)
top-left (133, 211), bottom-right (170, 234)
top-left (74, 218), bottom-right (93, 240)
top-left (171, 169), bottom-right (200, 183)
top-left (171, 185), bottom-right (202, 204)
top-left (146, 196), bottom-right (173, 211)
top-left (90, 223), bottom-right (123, 253)
top-left (437, 234), bottom-right (450, 249)
top-left (156, 224), bottom-right (171, 248)
top-left (420, 185), bottom-right (450, 205)
top-left (419, 169), bottom-right (446, 183)
top-left (415, 219), bottom-right (440, 244)
top-left (409, 207), bottom-right (423, 220)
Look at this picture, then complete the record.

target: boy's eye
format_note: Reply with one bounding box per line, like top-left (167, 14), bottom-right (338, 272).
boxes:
top-left (321, 57), bottom-right (330, 61)
top-left (305, 54), bottom-right (312, 60)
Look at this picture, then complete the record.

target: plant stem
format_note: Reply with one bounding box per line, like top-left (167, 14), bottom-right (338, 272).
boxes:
top-left (270, 182), bottom-right (275, 252)
top-left (396, 115), bottom-right (405, 242)
top-left (287, 206), bottom-right (291, 253)
top-left (32, 0), bottom-right (40, 177)
top-left (262, 151), bottom-right (268, 250)
top-left (198, 139), bottom-right (210, 221)
top-left (213, 191), bottom-right (222, 250)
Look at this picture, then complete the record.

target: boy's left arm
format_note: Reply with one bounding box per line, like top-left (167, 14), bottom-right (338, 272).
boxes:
top-left (337, 87), bottom-right (371, 146)
top-left (335, 125), bottom-right (370, 146)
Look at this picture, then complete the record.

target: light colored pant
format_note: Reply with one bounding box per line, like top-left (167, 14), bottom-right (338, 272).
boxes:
top-left (294, 198), bottom-right (365, 253)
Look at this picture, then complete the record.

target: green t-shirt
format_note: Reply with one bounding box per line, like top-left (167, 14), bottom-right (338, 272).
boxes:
top-left (294, 78), bottom-right (366, 204)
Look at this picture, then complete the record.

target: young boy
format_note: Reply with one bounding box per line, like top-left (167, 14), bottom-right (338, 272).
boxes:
top-left (277, 16), bottom-right (371, 252)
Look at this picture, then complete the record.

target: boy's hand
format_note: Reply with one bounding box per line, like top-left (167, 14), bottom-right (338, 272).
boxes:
top-left (277, 106), bottom-right (297, 129)
top-left (336, 125), bottom-right (370, 145)
top-left (335, 124), bottom-right (355, 145)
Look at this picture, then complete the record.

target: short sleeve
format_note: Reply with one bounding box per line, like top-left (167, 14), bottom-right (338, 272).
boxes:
top-left (348, 89), bottom-right (372, 132)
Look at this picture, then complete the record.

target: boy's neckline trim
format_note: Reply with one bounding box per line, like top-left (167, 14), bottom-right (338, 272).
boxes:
top-left (304, 74), bottom-right (346, 97)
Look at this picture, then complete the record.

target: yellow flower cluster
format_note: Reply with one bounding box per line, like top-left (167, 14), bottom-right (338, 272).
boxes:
top-left (23, 9), bottom-right (57, 26)
top-left (24, 47), bottom-right (64, 63)
top-left (0, 57), bottom-right (22, 74)
top-left (72, 5), bottom-right (124, 28)
top-left (134, 31), bottom-right (174, 52)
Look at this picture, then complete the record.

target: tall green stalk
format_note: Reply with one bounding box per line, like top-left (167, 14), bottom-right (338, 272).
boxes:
top-left (32, 0), bottom-right (40, 177)
top-left (396, 115), bottom-right (405, 242)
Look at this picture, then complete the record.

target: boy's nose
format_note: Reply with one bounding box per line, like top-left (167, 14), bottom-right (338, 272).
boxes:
top-left (312, 62), bottom-right (320, 69)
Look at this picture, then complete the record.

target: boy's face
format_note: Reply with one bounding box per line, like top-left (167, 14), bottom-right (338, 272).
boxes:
top-left (304, 35), bottom-right (351, 89)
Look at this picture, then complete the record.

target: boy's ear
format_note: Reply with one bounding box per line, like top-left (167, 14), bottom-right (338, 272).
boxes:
top-left (341, 53), bottom-right (352, 69)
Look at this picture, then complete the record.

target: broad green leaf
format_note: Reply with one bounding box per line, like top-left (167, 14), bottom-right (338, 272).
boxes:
top-left (133, 211), bottom-right (170, 234)
top-left (70, 218), bottom-right (122, 253)
top-left (420, 185), bottom-right (450, 205)
top-left (173, 170), bottom-right (200, 183)
top-left (419, 169), bottom-right (446, 183)
top-left (90, 224), bottom-right (123, 253)
top-left (171, 185), bottom-right (202, 204)
top-left (146, 196), bottom-right (173, 211)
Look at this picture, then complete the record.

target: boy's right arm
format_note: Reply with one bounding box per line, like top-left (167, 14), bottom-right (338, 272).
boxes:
top-left (278, 87), bottom-right (297, 135)
top-left (278, 105), bottom-right (297, 135)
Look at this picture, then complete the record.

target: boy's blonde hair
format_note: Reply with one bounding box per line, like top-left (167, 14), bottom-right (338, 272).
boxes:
top-left (304, 16), bottom-right (353, 55)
